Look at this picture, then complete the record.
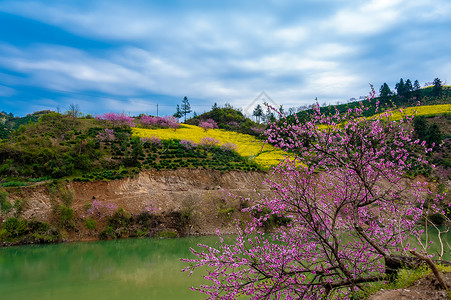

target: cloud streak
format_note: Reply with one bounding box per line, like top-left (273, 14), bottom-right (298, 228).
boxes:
top-left (0, 0), bottom-right (449, 116)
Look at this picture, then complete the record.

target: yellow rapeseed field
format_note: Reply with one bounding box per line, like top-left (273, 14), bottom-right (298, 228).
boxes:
top-left (132, 104), bottom-right (449, 168)
top-left (132, 125), bottom-right (289, 168)
top-left (378, 104), bottom-right (451, 121)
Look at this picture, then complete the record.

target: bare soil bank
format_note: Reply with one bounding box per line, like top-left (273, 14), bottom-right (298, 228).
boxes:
top-left (6, 169), bottom-right (272, 240)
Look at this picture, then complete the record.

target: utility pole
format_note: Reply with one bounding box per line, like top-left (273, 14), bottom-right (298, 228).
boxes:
top-left (156, 104), bottom-right (159, 116)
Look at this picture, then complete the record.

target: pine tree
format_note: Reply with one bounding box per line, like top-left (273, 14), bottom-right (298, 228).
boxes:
top-left (395, 78), bottom-right (405, 97)
top-left (432, 78), bottom-right (443, 96)
top-left (181, 96), bottom-right (191, 122)
top-left (252, 104), bottom-right (263, 123)
top-left (173, 104), bottom-right (183, 119)
top-left (379, 83), bottom-right (392, 104)
top-left (413, 80), bottom-right (422, 99)
top-left (405, 79), bottom-right (413, 99)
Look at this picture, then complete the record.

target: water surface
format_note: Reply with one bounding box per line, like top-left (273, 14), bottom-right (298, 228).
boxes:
top-left (0, 237), bottom-right (217, 300)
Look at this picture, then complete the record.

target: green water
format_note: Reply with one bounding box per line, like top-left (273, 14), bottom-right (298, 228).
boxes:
top-left (0, 237), bottom-right (217, 300)
top-left (0, 230), bottom-right (449, 300)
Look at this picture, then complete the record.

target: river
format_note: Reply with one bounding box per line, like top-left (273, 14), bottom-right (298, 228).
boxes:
top-left (1, 229), bottom-right (449, 299)
top-left (0, 237), bottom-right (217, 300)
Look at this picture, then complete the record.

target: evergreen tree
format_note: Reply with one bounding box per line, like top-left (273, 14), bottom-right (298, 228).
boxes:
top-left (181, 96), bottom-right (191, 122)
top-left (264, 105), bottom-right (276, 123)
top-left (252, 104), bottom-right (263, 123)
top-left (405, 79), bottom-right (413, 99)
top-left (413, 80), bottom-right (422, 99)
top-left (427, 123), bottom-right (443, 148)
top-left (173, 105), bottom-right (183, 119)
top-left (379, 83), bottom-right (392, 104)
top-left (395, 78), bottom-right (405, 97)
top-left (413, 116), bottom-right (428, 140)
top-left (432, 77), bottom-right (443, 96)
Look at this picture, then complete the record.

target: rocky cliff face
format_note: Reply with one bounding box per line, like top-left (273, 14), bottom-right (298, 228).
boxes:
top-left (6, 169), bottom-right (271, 239)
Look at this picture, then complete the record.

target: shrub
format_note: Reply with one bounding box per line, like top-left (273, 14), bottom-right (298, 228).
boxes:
top-left (0, 190), bottom-right (12, 213)
top-left (58, 205), bottom-right (75, 229)
top-left (96, 129), bottom-right (115, 142)
top-left (199, 136), bottom-right (220, 148)
top-left (87, 200), bottom-right (117, 219)
top-left (95, 112), bottom-right (135, 128)
top-left (199, 119), bottom-right (218, 131)
top-left (142, 136), bottom-right (162, 147)
top-left (180, 139), bottom-right (197, 150)
top-left (139, 115), bottom-right (180, 129)
top-left (108, 208), bottom-right (131, 228)
top-left (157, 229), bottom-right (177, 238)
top-left (99, 225), bottom-right (116, 239)
top-left (221, 142), bottom-right (237, 152)
top-left (84, 218), bottom-right (97, 230)
top-left (217, 205), bottom-right (235, 219)
top-left (2, 217), bottom-right (27, 237)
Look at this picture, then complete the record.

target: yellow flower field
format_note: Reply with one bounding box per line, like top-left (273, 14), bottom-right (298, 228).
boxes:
top-left (132, 125), bottom-right (289, 168)
top-left (377, 104), bottom-right (451, 121)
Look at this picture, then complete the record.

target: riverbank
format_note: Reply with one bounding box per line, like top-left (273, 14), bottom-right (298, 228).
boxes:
top-left (1, 169), bottom-right (272, 246)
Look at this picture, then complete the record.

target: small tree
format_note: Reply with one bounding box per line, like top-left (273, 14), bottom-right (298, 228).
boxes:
top-left (252, 104), bottom-right (263, 123)
top-left (379, 82), bottom-right (392, 104)
top-left (67, 103), bottom-right (80, 119)
top-left (66, 103), bottom-right (81, 127)
top-left (413, 80), bottom-right (422, 99)
top-left (199, 119), bottom-right (218, 132)
top-left (181, 96), bottom-right (192, 122)
top-left (184, 94), bottom-right (443, 299)
top-left (405, 79), bottom-right (413, 99)
top-left (173, 105), bottom-right (183, 119)
top-left (432, 77), bottom-right (443, 96)
top-left (395, 78), bottom-right (406, 97)
top-left (95, 112), bottom-right (134, 128)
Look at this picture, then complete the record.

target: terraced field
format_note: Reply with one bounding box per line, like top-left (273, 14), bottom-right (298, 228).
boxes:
top-left (133, 125), bottom-right (288, 168)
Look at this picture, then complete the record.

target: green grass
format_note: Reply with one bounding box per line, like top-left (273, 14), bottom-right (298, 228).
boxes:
top-left (356, 265), bottom-right (451, 299)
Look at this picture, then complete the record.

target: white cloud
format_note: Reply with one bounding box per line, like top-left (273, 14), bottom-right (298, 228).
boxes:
top-left (324, 0), bottom-right (403, 35)
top-left (0, 0), bottom-right (450, 115)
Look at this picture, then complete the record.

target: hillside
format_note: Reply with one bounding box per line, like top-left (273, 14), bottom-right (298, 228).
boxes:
top-left (0, 112), bottom-right (279, 187)
top-left (185, 104), bottom-right (265, 137)
top-left (294, 85), bottom-right (451, 122)
top-left (0, 101), bottom-right (450, 247)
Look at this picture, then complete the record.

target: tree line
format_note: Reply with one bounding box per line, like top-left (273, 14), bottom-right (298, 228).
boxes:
top-left (379, 77), bottom-right (444, 104)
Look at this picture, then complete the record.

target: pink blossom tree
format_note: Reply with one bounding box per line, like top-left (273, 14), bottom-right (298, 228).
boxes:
top-left (138, 115), bottom-right (180, 129)
top-left (96, 112), bottom-right (135, 128)
top-left (96, 129), bottom-right (115, 142)
top-left (183, 96), bottom-right (444, 299)
top-left (199, 119), bottom-right (218, 132)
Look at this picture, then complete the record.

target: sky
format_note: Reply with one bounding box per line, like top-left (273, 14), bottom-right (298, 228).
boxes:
top-left (0, 0), bottom-right (450, 117)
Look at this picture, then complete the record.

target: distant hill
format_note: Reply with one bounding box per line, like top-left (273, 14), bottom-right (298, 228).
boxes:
top-left (294, 85), bottom-right (451, 123)
top-left (185, 104), bottom-right (265, 137)
top-left (0, 110), bottom-right (52, 139)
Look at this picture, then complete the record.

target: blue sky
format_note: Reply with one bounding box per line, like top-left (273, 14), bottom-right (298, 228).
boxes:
top-left (0, 0), bottom-right (450, 117)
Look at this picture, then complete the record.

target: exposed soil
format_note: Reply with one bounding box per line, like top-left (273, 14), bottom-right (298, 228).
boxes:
top-left (4, 169), bottom-right (273, 241)
top-left (369, 272), bottom-right (451, 300)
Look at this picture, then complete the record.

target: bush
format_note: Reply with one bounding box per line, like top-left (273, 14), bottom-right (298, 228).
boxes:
top-left (157, 229), bottom-right (177, 238)
top-left (2, 217), bottom-right (27, 237)
top-left (58, 205), bottom-right (75, 229)
top-left (84, 218), bottom-right (97, 230)
top-left (0, 190), bottom-right (12, 213)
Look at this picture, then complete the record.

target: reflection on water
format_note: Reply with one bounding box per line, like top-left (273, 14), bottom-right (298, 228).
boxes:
top-left (0, 228), bottom-right (449, 299)
top-left (0, 237), bottom-right (218, 300)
